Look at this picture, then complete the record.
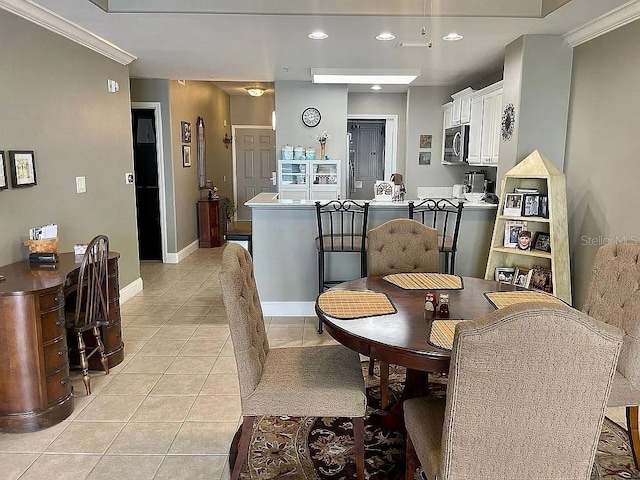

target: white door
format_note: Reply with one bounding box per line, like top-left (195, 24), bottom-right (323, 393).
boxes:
top-left (235, 129), bottom-right (276, 222)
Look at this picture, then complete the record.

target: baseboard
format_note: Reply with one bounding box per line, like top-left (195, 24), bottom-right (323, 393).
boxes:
top-left (166, 239), bottom-right (199, 264)
top-left (119, 277), bottom-right (143, 304)
top-left (261, 301), bottom-right (317, 317)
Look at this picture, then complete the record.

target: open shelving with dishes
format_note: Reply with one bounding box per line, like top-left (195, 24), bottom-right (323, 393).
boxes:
top-left (485, 150), bottom-right (571, 303)
top-left (278, 159), bottom-right (340, 201)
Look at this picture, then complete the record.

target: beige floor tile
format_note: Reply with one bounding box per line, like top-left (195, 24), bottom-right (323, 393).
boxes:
top-left (137, 338), bottom-right (188, 356)
top-left (127, 314), bottom-right (172, 327)
top-left (169, 422), bottom-right (238, 454)
top-left (174, 305), bottom-right (214, 317)
top-left (179, 338), bottom-right (224, 357)
top-left (194, 325), bottom-right (230, 338)
top-left (187, 395), bottom-right (241, 423)
top-left (137, 284), bottom-right (172, 296)
top-left (120, 355), bottom-right (174, 374)
top-left (86, 455), bottom-right (163, 480)
top-left (151, 293), bottom-right (193, 305)
top-left (269, 316), bottom-right (306, 326)
top-left (20, 453), bottom-right (101, 480)
top-left (122, 296), bottom-right (159, 307)
top-left (150, 374), bottom-right (207, 395)
top-left (70, 370), bottom-right (114, 396)
top-left (267, 326), bottom-right (305, 340)
top-left (122, 326), bottom-right (160, 341)
top-left (154, 324), bottom-right (199, 339)
top-left (302, 326), bottom-right (339, 346)
top-left (606, 406), bottom-right (627, 428)
top-left (65, 393), bottom-right (97, 421)
top-left (130, 395), bottom-right (196, 422)
top-left (144, 304), bottom-right (182, 316)
top-left (107, 422), bottom-right (180, 454)
top-left (200, 373), bottom-right (240, 396)
top-left (120, 315), bottom-right (137, 327)
top-left (99, 373), bottom-right (162, 395)
top-left (120, 339), bottom-right (147, 355)
top-left (183, 295), bottom-right (217, 306)
top-left (155, 454), bottom-right (227, 480)
top-left (201, 314), bottom-right (229, 325)
top-left (211, 356), bottom-right (238, 374)
top-left (166, 315), bottom-right (206, 326)
top-left (165, 356), bottom-right (217, 375)
top-left (0, 453), bottom-right (38, 480)
top-left (0, 421), bottom-right (69, 453)
top-left (45, 422), bottom-right (125, 454)
top-left (218, 340), bottom-right (235, 357)
top-left (120, 303), bottom-right (150, 316)
top-left (75, 395), bottom-right (146, 422)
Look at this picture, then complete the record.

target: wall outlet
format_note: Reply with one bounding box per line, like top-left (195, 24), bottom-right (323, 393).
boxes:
top-left (125, 173), bottom-right (134, 184)
top-left (76, 176), bottom-right (86, 194)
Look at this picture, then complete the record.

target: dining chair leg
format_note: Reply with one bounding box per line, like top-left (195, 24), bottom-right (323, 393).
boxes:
top-left (405, 434), bottom-right (420, 480)
top-left (380, 361), bottom-right (390, 409)
top-left (92, 326), bottom-right (110, 375)
top-left (77, 332), bottom-right (91, 395)
top-left (627, 405), bottom-right (640, 470)
top-left (231, 416), bottom-right (254, 480)
top-left (318, 250), bottom-right (324, 334)
top-left (450, 252), bottom-right (456, 275)
top-left (353, 416), bottom-right (365, 480)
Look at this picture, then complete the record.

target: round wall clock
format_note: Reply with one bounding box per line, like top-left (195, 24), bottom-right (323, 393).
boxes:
top-left (501, 103), bottom-right (516, 142)
top-left (302, 107), bottom-right (321, 127)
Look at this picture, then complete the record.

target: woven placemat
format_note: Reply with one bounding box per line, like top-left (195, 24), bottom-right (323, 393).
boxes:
top-left (383, 273), bottom-right (463, 290)
top-left (317, 290), bottom-right (397, 320)
top-left (428, 320), bottom-right (464, 351)
top-left (484, 290), bottom-right (566, 310)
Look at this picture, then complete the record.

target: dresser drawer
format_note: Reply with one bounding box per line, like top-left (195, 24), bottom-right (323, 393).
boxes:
top-left (43, 337), bottom-right (68, 373)
top-left (39, 288), bottom-right (65, 311)
top-left (41, 310), bottom-right (66, 343)
top-left (46, 364), bottom-right (71, 403)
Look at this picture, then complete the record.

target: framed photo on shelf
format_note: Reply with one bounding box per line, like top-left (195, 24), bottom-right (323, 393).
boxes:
top-left (515, 187), bottom-right (538, 194)
top-left (512, 267), bottom-right (531, 288)
top-left (9, 150), bottom-right (37, 188)
top-left (528, 265), bottom-right (553, 293)
top-left (503, 193), bottom-right (524, 216)
top-left (504, 220), bottom-right (528, 248)
top-left (182, 145), bottom-right (192, 167)
top-left (533, 232), bottom-right (551, 252)
top-left (516, 230), bottom-right (532, 251)
top-left (539, 195), bottom-right (549, 218)
top-left (0, 151), bottom-right (7, 190)
top-left (495, 267), bottom-right (516, 284)
top-left (522, 194), bottom-right (541, 216)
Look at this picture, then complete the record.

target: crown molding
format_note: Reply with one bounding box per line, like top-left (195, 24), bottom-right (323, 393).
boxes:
top-left (565, 0), bottom-right (640, 47)
top-left (0, 0), bottom-right (136, 65)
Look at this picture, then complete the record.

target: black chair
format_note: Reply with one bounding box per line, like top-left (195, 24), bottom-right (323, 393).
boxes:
top-left (408, 199), bottom-right (464, 274)
top-left (315, 200), bottom-right (369, 333)
top-left (65, 235), bottom-right (111, 394)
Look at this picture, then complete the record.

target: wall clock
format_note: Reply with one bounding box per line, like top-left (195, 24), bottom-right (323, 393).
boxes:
top-left (302, 107), bottom-right (321, 127)
top-left (501, 103), bottom-right (516, 142)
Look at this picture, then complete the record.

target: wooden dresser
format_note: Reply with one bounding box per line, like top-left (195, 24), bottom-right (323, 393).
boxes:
top-left (198, 199), bottom-right (226, 247)
top-left (0, 252), bottom-right (124, 433)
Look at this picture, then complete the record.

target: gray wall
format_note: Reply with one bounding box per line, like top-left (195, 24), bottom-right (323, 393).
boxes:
top-left (564, 20), bottom-right (640, 308)
top-left (0, 9), bottom-right (140, 287)
top-left (231, 95), bottom-right (274, 126)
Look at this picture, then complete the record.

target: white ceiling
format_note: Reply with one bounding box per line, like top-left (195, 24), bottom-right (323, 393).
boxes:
top-left (26, 0), bottom-right (632, 93)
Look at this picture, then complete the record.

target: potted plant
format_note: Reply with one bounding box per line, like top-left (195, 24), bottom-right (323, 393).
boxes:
top-left (224, 197), bottom-right (236, 227)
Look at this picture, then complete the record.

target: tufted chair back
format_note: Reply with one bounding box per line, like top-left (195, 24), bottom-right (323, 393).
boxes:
top-left (367, 219), bottom-right (439, 276)
top-left (583, 242), bottom-right (640, 389)
top-left (220, 244), bottom-right (269, 401)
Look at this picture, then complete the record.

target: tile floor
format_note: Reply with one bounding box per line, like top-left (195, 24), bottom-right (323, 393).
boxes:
top-left (0, 247), bottom-right (338, 480)
top-left (0, 246), bottom-right (628, 479)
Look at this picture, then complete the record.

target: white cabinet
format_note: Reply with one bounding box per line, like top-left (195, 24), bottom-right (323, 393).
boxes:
top-left (443, 102), bottom-right (453, 130)
top-left (451, 87), bottom-right (474, 126)
top-left (467, 96), bottom-right (483, 165)
top-left (278, 160), bottom-right (340, 201)
top-left (491, 90), bottom-right (503, 165)
top-left (467, 81), bottom-right (503, 167)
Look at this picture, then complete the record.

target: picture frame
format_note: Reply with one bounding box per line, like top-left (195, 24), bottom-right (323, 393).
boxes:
top-left (0, 151), bottom-right (7, 190)
top-left (495, 267), bottom-right (516, 284)
top-left (181, 121), bottom-right (192, 143)
top-left (418, 151), bottom-right (431, 165)
top-left (504, 220), bottom-right (528, 248)
top-left (522, 194), bottom-right (540, 216)
top-left (533, 232), bottom-right (551, 252)
top-left (515, 230), bottom-right (532, 251)
top-left (182, 145), bottom-right (192, 167)
top-left (512, 267), bottom-right (531, 288)
top-left (419, 134), bottom-right (432, 149)
top-left (528, 265), bottom-right (553, 293)
top-left (539, 195), bottom-right (549, 218)
top-left (503, 193), bottom-right (524, 216)
top-left (9, 150), bottom-right (37, 188)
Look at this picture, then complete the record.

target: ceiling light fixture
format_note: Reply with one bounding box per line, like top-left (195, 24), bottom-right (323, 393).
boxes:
top-left (376, 32), bottom-right (396, 41)
top-left (308, 31), bottom-right (328, 40)
top-left (371, 85), bottom-right (383, 91)
top-left (312, 68), bottom-right (419, 85)
top-left (246, 87), bottom-right (265, 97)
top-left (443, 33), bottom-right (463, 41)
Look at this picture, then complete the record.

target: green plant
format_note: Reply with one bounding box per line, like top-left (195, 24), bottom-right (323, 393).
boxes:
top-left (224, 197), bottom-right (236, 220)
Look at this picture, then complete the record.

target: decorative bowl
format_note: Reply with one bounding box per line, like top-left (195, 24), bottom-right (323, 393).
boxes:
top-left (464, 192), bottom-right (485, 203)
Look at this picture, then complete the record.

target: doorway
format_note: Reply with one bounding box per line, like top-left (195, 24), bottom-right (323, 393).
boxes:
top-left (347, 120), bottom-right (386, 200)
top-left (131, 104), bottom-right (167, 262)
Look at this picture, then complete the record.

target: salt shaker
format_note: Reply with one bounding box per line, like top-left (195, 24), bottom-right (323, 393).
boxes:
top-left (425, 292), bottom-right (438, 315)
top-left (438, 294), bottom-right (450, 318)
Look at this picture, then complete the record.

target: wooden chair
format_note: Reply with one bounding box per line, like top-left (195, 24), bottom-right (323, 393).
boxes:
top-left (583, 242), bottom-right (640, 469)
top-left (315, 199), bottom-right (369, 333)
top-left (408, 199), bottom-right (464, 274)
top-left (367, 218), bottom-right (439, 408)
top-left (65, 235), bottom-right (110, 395)
top-left (404, 303), bottom-right (622, 480)
top-left (219, 244), bottom-right (367, 480)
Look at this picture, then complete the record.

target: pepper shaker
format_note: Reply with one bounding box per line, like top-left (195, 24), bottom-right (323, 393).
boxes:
top-left (438, 294), bottom-right (450, 318)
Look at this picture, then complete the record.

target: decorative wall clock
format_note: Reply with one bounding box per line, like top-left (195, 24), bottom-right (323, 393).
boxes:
top-left (302, 107), bottom-right (321, 127)
top-left (501, 103), bottom-right (516, 142)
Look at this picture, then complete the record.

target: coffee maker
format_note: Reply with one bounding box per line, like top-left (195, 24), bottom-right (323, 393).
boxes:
top-left (464, 170), bottom-right (485, 194)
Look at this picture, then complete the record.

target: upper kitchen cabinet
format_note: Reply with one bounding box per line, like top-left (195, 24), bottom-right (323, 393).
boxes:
top-left (451, 88), bottom-right (474, 126)
top-left (467, 81), bottom-right (503, 167)
top-left (443, 102), bottom-right (453, 130)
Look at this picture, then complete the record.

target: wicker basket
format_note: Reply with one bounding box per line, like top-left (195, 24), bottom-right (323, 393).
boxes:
top-left (23, 237), bottom-right (59, 253)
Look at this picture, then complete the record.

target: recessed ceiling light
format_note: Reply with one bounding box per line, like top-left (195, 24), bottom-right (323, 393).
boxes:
top-left (443, 33), bottom-right (463, 41)
top-left (376, 32), bottom-right (396, 41)
top-left (371, 85), bottom-right (383, 91)
top-left (246, 87), bottom-right (266, 97)
top-left (308, 31), bottom-right (328, 40)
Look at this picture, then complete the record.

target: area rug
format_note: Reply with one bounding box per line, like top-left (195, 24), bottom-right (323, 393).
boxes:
top-left (232, 363), bottom-right (640, 480)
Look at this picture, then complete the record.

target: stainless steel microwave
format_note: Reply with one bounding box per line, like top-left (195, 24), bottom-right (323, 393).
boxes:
top-left (443, 125), bottom-right (469, 164)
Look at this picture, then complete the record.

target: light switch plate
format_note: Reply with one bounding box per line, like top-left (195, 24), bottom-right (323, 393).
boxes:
top-left (76, 176), bottom-right (86, 193)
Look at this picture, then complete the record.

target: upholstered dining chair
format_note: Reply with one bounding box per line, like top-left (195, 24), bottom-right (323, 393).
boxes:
top-left (404, 302), bottom-right (622, 480)
top-left (408, 199), bottom-right (463, 274)
top-left (583, 241), bottom-right (640, 469)
top-left (65, 234), bottom-right (111, 395)
top-left (367, 218), bottom-right (440, 408)
top-left (315, 199), bottom-right (369, 333)
top-left (219, 243), bottom-right (367, 480)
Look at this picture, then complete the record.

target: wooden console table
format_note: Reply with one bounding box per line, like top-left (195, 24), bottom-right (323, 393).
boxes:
top-left (0, 252), bottom-right (125, 433)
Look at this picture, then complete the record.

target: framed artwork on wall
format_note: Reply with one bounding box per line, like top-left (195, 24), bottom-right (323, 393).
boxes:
top-left (182, 145), bottom-right (192, 167)
top-left (181, 121), bottom-right (192, 143)
top-left (0, 151), bottom-right (7, 189)
top-left (9, 150), bottom-right (37, 187)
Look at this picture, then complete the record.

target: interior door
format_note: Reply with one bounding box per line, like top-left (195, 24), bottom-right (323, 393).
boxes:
top-left (235, 128), bottom-right (276, 222)
top-left (131, 109), bottom-right (162, 261)
top-left (348, 120), bottom-right (385, 200)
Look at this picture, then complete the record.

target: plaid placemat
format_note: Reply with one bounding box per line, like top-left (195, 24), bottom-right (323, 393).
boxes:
top-left (428, 320), bottom-right (464, 351)
top-left (383, 273), bottom-right (463, 290)
top-left (317, 290), bottom-right (397, 320)
top-left (484, 290), bottom-right (566, 309)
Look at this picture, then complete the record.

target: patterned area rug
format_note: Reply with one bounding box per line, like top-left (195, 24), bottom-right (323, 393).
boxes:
top-left (233, 363), bottom-right (640, 479)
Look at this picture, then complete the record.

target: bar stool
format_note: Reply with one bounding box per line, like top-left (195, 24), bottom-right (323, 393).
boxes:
top-left (315, 200), bottom-right (369, 333)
